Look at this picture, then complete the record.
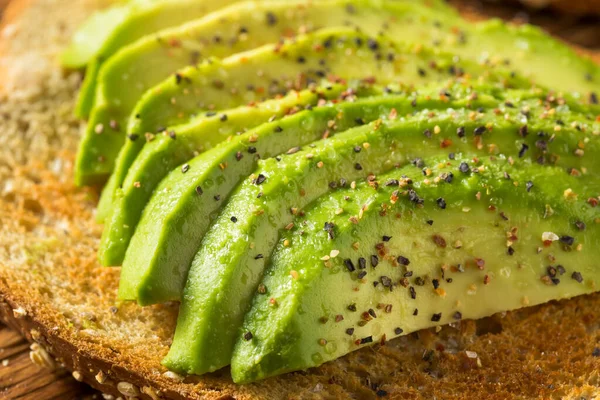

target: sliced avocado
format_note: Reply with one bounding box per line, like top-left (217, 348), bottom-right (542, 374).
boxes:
top-left (118, 83), bottom-right (512, 299)
top-left (67, 0), bottom-right (245, 118)
top-left (231, 155), bottom-right (600, 382)
top-left (99, 83), bottom-right (366, 265)
top-left (74, 0), bottom-right (466, 186)
top-left (61, 2), bottom-right (129, 69)
top-left (164, 104), bottom-right (600, 375)
top-left (77, 0), bottom-right (600, 185)
top-left (99, 28), bottom-right (523, 264)
top-left (93, 0), bottom-right (459, 209)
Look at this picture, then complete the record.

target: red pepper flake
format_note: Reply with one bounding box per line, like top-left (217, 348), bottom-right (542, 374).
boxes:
top-left (440, 138), bottom-right (453, 148)
top-left (168, 38), bottom-right (182, 47)
top-left (432, 234), bottom-right (447, 248)
top-left (380, 334), bottom-right (387, 346)
top-left (475, 258), bottom-right (486, 270)
top-left (483, 275), bottom-right (491, 284)
top-left (588, 197), bottom-right (599, 207)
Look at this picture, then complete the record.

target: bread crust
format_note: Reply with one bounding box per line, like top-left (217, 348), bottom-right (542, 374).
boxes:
top-left (0, 1), bottom-right (599, 399)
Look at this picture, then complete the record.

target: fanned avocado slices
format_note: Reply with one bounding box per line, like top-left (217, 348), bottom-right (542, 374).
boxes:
top-left (62, 0), bottom-right (600, 385)
top-left (75, 0), bottom-right (459, 186)
top-left (230, 155), bottom-right (600, 382)
top-left (64, 0), bottom-right (245, 117)
top-left (117, 82), bottom-right (508, 301)
top-left (93, 0), bottom-right (462, 213)
top-left (75, 0), bottom-right (600, 186)
top-left (101, 27), bottom-right (523, 265)
top-left (99, 83), bottom-right (384, 266)
top-left (164, 101), bottom-right (600, 376)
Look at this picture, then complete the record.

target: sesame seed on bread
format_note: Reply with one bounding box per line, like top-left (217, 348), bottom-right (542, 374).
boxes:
top-left (1, 1), bottom-right (599, 399)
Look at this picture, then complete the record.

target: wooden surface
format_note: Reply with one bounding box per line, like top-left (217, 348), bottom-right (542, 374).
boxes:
top-left (0, 325), bottom-right (96, 399)
top-left (0, 1), bottom-right (599, 400)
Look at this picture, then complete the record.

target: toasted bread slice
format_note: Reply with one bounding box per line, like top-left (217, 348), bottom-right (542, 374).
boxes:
top-left (1, 1), bottom-right (600, 399)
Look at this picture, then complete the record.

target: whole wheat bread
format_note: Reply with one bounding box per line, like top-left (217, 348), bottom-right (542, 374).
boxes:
top-left (1, 1), bottom-right (600, 399)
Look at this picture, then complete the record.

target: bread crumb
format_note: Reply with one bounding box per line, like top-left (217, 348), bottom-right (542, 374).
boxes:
top-left (117, 382), bottom-right (140, 397)
top-left (29, 343), bottom-right (55, 371)
top-left (12, 307), bottom-right (27, 318)
top-left (141, 386), bottom-right (162, 400)
top-left (162, 371), bottom-right (185, 382)
top-left (95, 370), bottom-right (107, 384)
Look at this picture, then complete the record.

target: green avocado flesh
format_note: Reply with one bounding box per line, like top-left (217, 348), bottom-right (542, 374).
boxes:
top-left (75, 0), bottom-right (599, 187)
top-left (75, 0), bottom-right (458, 186)
top-left (92, 0), bottom-right (464, 218)
top-left (99, 26), bottom-right (527, 266)
top-left (164, 102), bottom-right (600, 376)
top-left (230, 156), bottom-right (600, 382)
top-left (98, 84), bottom-right (356, 265)
top-left (117, 83), bottom-right (510, 302)
top-left (67, 0), bottom-right (600, 385)
top-left (66, 0), bottom-right (245, 118)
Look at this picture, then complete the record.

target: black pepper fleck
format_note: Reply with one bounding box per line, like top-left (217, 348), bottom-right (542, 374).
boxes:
top-left (436, 197), bottom-right (447, 209)
top-left (344, 259), bottom-right (356, 272)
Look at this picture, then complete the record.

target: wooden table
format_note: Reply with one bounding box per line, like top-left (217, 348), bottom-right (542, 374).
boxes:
top-left (0, 1), bottom-right (598, 399)
top-left (0, 325), bottom-right (95, 399)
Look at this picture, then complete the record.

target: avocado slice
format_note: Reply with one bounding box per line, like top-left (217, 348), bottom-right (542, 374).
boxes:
top-left (92, 0), bottom-right (460, 209)
top-left (65, 0), bottom-right (246, 118)
top-left (164, 103), bottom-right (600, 375)
top-left (117, 83), bottom-right (514, 301)
top-left (65, 0), bottom-right (455, 116)
top-left (230, 155), bottom-right (600, 382)
top-left (74, 0), bottom-right (465, 186)
top-left (100, 27), bottom-right (520, 265)
top-left (120, 84), bottom-right (598, 300)
top-left (99, 83), bottom-right (385, 266)
top-left (77, 0), bottom-right (600, 186)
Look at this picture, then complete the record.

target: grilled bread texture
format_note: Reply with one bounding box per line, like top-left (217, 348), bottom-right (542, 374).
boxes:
top-left (0, 1), bottom-right (599, 399)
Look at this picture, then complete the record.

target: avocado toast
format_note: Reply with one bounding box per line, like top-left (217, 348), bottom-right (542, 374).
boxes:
top-left (2, 0), bottom-right (600, 399)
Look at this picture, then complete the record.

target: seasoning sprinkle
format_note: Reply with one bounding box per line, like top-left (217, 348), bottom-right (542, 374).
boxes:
top-left (344, 259), bottom-right (356, 272)
top-left (359, 336), bottom-right (373, 344)
top-left (397, 256), bottom-right (410, 266)
top-left (255, 174), bottom-right (266, 185)
top-left (519, 143), bottom-right (529, 158)
top-left (371, 255), bottom-right (379, 268)
top-left (436, 197), bottom-right (447, 209)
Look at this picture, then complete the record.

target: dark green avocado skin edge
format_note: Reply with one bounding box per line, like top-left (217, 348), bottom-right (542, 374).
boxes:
top-left (63, 0), bottom-right (600, 385)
